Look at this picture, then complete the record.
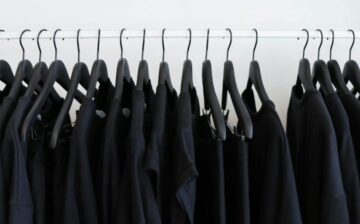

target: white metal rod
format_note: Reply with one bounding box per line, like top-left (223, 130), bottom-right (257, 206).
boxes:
top-left (0, 30), bottom-right (358, 40)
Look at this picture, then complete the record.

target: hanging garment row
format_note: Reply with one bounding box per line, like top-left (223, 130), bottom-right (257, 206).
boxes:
top-left (0, 27), bottom-right (359, 224)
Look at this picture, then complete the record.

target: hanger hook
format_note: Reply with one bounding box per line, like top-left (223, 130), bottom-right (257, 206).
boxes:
top-left (205, 29), bottom-right (210, 60)
top-left (162, 28), bottom-right (166, 62)
top-left (141, 29), bottom-right (146, 60)
top-left (252, 28), bottom-right (258, 61)
top-left (20, 29), bottom-right (31, 61)
top-left (226, 28), bottom-right (232, 61)
top-left (77, 29), bottom-right (81, 62)
top-left (301, 29), bottom-right (309, 59)
top-left (329, 29), bottom-right (334, 60)
top-left (186, 28), bottom-right (192, 60)
top-left (0, 29), bottom-right (4, 41)
top-left (53, 29), bottom-right (61, 61)
top-left (348, 29), bottom-right (355, 60)
top-left (0, 29), bottom-right (5, 40)
top-left (120, 28), bottom-right (126, 59)
top-left (97, 29), bottom-right (101, 60)
top-left (37, 29), bottom-right (47, 62)
top-left (316, 29), bottom-right (323, 60)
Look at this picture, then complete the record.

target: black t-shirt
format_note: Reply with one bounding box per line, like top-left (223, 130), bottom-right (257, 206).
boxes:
top-left (223, 125), bottom-right (250, 224)
top-left (97, 79), bottom-right (134, 224)
top-left (323, 92), bottom-right (360, 224)
top-left (339, 93), bottom-right (360, 175)
top-left (287, 85), bottom-right (349, 224)
top-left (0, 96), bottom-right (34, 224)
top-left (193, 115), bottom-right (226, 224)
top-left (63, 80), bottom-right (114, 224)
top-left (114, 83), bottom-right (161, 224)
top-left (242, 88), bottom-right (302, 224)
top-left (144, 84), bottom-right (178, 223)
top-left (168, 89), bottom-right (199, 224)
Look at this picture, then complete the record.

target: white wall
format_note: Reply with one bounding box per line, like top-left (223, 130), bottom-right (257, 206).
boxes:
top-left (0, 0), bottom-right (360, 126)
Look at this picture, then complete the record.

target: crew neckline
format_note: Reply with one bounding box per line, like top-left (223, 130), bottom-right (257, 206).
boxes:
top-left (242, 88), bottom-right (274, 120)
top-left (290, 84), bottom-right (319, 106)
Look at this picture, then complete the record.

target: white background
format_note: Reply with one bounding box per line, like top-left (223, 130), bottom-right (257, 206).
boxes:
top-left (0, 0), bottom-right (360, 127)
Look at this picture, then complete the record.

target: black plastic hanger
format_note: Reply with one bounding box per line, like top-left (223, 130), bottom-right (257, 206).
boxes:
top-left (0, 60), bottom-right (14, 87)
top-left (0, 30), bottom-right (14, 86)
top-left (202, 29), bottom-right (226, 140)
top-left (21, 29), bottom-right (84, 141)
top-left (327, 29), bottom-right (351, 95)
top-left (8, 29), bottom-right (33, 98)
top-left (113, 28), bottom-right (132, 100)
top-left (49, 29), bottom-right (91, 148)
top-left (312, 29), bottom-right (335, 95)
top-left (158, 28), bottom-right (174, 92)
top-left (343, 29), bottom-right (360, 94)
top-left (246, 29), bottom-right (270, 103)
top-left (296, 29), bottom-right (316, 92)
top-left (221, 28), bottom-right (253, 138)
top-left (136, 29), bottom-right (150, 90)
top-left (180, 29), bottom-right (194, 93)
top-left (86, 29), bottom-right (110, 98)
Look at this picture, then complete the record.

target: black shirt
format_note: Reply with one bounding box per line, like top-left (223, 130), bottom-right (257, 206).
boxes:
top-left (0, 97), bottom-right (22, 141)
top-left (27, 97), bottom-right (65, 224)
top-left (287, 85), bottom-right (349, 224)
top-left (45, 118), bottom-right (72, 224)
top-left (97, 79), bottom-right (134, 224)
top-left (0, 85), bottom-right (27, 143)
top-left (0, 84), bottom-right (20, 224)
top-left (0, 96), bottom-right (34, 224)
top-left (144, 84), bottom-right (178, 223)
top-left (223, 125), bottom-right (250, 224)
top-left (0, 88), bottom-right (61, 224)
top-left (324, 92), bottom-right (360, 224)
top-left (242, 88), bottom-right (302, 224)
top-left (339, 93), bottom-right (360, 175)
top-left (193, 115), bottom-right (226, 224)
top-left (63, 80), bottom-right (114, 224)
top-left (168, 89), bottom-right (199, 224)
top-left (114, 83), bottom-right (161, 224)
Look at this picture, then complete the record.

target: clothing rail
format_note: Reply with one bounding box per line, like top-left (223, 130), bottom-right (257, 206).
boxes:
top-left (0, 30), bottom-right (358, 40)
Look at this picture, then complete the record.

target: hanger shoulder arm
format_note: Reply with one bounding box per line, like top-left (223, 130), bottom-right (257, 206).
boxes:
top-left (327, 60), bottom-right (351, 95)
top-left (298, 58), bottom-right (315, 91)
top-left (158, 61), bottom-right (174, 91)
top-left (249, 61), bottom-right (270, 103)
top-left (180, 60), bottom-right (193, 93)
top-left (86, 60), bottom-right (109, 98)
top-left (114, 59), bottom-right (132, 100)
top-left (344, 60), bottom-right (360, 93)
top-left (202, 60), bottom-right (226, 140)
top-left (8, 60), bottom-right (32, 98)
top-left (0, 60), bottom-right (14, 85)
top-left (223, 61), bottom-right (253, 138)
top-left (136, 60), bottom-right (149, 91)
top-left (312, 60), bottom-right (335, 95)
